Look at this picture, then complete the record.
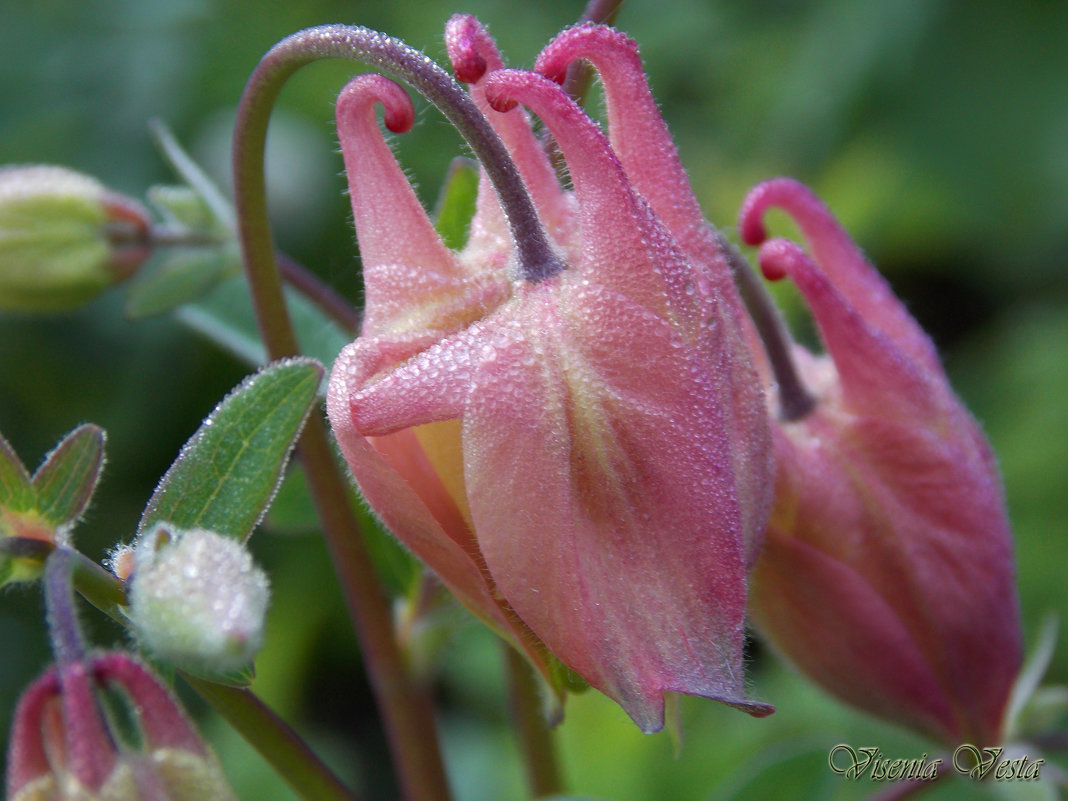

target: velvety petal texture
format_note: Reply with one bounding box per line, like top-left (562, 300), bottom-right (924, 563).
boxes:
top-left (327, 18), bottom-right (772, 731)
top-left (740, 178), bottom-right (1021, 745)
top-left (534, 25), bottom-right (773, 559)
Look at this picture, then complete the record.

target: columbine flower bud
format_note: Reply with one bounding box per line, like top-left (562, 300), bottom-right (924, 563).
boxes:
top-left (5, 652), bottom-right (236, 801)
top-left (0, 165), bottom-right (151, 311)
top-left (326, 19), bottom-right (772, 730)
top-left (739, 178), bottom-right (1021, 745)
top-left (126, 524), bottom-right (269, 674)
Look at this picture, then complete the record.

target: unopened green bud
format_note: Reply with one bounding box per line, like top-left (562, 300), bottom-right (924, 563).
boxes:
top-left (0, 165), bottom-right (151, 311)
top-left (127, 525), bottom-right (269, 673)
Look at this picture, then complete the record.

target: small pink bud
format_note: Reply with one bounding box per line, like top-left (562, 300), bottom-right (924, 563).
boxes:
top-left (5, 652), bottom-right (236, 801)
top-left (740, 178), bottom-right (1022, 745)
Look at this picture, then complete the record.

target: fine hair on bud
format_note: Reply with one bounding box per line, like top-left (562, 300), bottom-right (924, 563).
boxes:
top-left (126, 524), bottom-right (269, 674)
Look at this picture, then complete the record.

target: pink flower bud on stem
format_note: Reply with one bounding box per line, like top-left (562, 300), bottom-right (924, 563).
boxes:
top-left (739, 178), bottom-right (1022, 745)
top-left (7, 549), bottom-right (236, 800)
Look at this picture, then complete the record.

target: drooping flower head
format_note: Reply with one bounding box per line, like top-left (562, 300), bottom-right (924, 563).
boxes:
top-left (739, 178), bottom-right (1021, 745)
top-left (326, 17), bottom-right (773, 731)
top-left (6, 653), bottom-right (236, 801)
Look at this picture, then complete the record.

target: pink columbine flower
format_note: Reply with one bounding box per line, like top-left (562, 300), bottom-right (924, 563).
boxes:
top-left (326, 18), bottom-right (773, 731)
top-left (6, 652), bottom-right (235, 801)
top-left (739, 178), bottom-right (1022, 745)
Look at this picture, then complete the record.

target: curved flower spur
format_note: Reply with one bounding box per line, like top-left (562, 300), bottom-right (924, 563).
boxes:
top-left (327, 17), bottom-right (773, 732)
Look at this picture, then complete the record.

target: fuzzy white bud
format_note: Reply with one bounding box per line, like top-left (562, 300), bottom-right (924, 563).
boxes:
top-left (127, 525), bottom-right (269, 673)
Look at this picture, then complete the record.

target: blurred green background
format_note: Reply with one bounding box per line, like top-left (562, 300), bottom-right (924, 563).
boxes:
top-left (1, 0), bottom-right (1065, 799)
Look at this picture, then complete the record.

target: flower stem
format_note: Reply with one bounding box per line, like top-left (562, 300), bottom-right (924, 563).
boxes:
top-left (722, 237), bottom-right (816, 421)
top-left (235, 26), bottom-right (561, 291)
top-left (233, 28), bottom-right (457, 801)
top-left (184, 676), bottom-right (362, 801)
top-left (44, 548), bottom-right (86, 666)
top-left (277, 251), bottom-right (361, 336)
top-left (504, 646), bottom-right (564, 798)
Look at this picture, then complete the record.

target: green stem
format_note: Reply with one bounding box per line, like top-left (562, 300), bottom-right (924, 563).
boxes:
top-left (68, 547), bottom-right (127, 624)
top-left (233, 29), bottom-right (454, 801)
top-left (44, 548), bottom-right (87, 666)
top-left (277, 251), bottom-right (361, 337)
top-left (184, 676), bottom-right (361, 801)
top-left (721, 236), bottom-right (816, 421)
top-left (66, 548), bottom-right (359, 801)
top-left (504, 646), bottom-right (564, 798)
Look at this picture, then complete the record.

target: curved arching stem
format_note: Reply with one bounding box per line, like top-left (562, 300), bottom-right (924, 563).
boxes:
top-left (235, 26), bottom-right (561, 317)
top-left (231, 26), bottom-right (504, 801)
top-left (722, 238), bottom-right (816, 421)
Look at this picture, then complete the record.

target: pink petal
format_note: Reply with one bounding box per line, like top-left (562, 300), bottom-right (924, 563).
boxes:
top-left (757, 238), bottom-right (941, 420)
top-left (763, 407), bottom-right (1020, 743)
top-left (535, 25), bottom-right (713, 263)
top-left (482, 69), bottom-right (772, 558)
top-left (740, 178), bottom-right (941, 373)
top-left (463, 281), bottom-right (771, 731)
top-left (6, 669), bottom-right (60, 796)
top-left (445, 15), bottom-right (573, 247)
top-left (483, 68), bottom-right (682, 321)
top-left (93, 654), bottom-right (205, 754)
top-left (327, 332), bottom-right (559, 689)
top-left (336, 74), bottom-right (476, 337)
top-left (751, 526), bottom-right (960, 742)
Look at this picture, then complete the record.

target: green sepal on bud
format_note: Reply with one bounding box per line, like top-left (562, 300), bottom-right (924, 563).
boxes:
top-left (0, 165), bottom-right (151, 311)
top-left (126, 524), bottom-right (269, 676)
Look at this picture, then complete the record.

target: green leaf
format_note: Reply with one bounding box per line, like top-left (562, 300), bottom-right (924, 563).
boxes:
top-left (176, 274), bottom-right (267, 366)
top-left (261, 466), bottom-right (317, 535)
top-left (149, 119), bottom-right (235, 231)
top-left (147, 184), bottom-right (218, 231)
top-left (175, 275), bottom-right (350, 371)
top-left (286, 280), bottom-right (353, 370)
top-left (433, 157), bottom-right (479, 250)
top-left (139, 358), bottom-right (324, 541)
top-left (126, 247), bottom-right (238, 318)
top-left (0, 431), bottom-right (34, 513)
top-left (31, 424), bottom-right (105, 528)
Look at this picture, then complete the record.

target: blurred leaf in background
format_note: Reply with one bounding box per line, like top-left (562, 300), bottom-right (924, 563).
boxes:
top-left (1, 1), bottom-right (1065, 799)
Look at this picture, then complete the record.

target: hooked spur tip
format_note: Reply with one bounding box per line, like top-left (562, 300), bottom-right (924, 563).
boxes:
top-left (738, 189), bottom-right (772, 247)
top-left (337, 74), bottom-right (416, 134)
top-left (758, 238), bottom-right (808, 282)
top-left (534, 23), bottom-right (640, 85)
top-left (445, 14), bottom-right (490, 83)
top-left (483, 82), bottom-right (519, 113)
